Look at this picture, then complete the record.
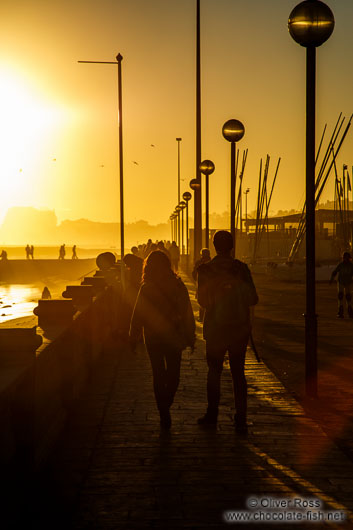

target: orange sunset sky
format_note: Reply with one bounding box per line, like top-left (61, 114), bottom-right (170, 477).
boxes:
top-left (0, 0), bottom-right (353, 228)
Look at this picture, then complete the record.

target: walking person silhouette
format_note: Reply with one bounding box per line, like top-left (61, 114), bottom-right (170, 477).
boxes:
top-left (129, 250), bottom-right (195, 430)
top-left (197, 230), bottom-right (258, 434)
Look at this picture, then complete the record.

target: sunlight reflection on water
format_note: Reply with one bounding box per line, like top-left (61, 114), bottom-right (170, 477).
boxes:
top-left (0, 284), bottom-right (42, 323)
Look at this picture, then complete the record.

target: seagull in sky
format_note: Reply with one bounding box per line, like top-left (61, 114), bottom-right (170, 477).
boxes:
top-left (132, 161), bottom-right (139, 165)
top-left (150, 144), bottom-right (155, 147)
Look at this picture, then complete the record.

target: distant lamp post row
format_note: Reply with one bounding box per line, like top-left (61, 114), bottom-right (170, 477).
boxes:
top-left (288, 0), bottom-right (334, 397)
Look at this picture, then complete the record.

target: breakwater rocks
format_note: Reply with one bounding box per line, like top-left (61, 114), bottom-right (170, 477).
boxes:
top-left (0, 259), bottom-right (96, 283)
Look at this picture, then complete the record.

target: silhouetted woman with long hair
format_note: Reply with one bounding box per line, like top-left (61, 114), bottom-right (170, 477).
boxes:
top-left (130, 250), bottom-right (195, 429)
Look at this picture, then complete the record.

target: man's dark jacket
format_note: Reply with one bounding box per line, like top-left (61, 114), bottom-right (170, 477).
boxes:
top-left (197, 255), bottom-right (258, 343)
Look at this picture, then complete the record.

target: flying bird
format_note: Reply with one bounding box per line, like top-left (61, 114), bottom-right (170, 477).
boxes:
top-left (99, 164), bottom-right (105, 168)
top-left (132, 161), bottom-right (139, 165)
top-left (150, 144), bottom-right (155, 147)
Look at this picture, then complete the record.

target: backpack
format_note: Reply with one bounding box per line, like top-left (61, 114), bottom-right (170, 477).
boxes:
top-left (208, 260), bottom-right (250, 330)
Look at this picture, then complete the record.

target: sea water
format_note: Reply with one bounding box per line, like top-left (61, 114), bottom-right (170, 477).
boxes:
top-left (0, 284), bottom-right (43, 323)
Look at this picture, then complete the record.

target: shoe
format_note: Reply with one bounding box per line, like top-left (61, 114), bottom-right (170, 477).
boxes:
top-left (234, 414), bottom-right (248, 435)
top-left (160, 409), bottom-right (171, 430)
top-left (197, 413), bottom-right (218, 426)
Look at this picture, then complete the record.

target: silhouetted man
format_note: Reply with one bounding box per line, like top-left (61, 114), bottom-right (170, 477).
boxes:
top-left (197, 230), bottom-right (258, 434)
top-left (192, 248), bottom-right (211, 322)
top-left (330, 251), bottom-right (353, 318)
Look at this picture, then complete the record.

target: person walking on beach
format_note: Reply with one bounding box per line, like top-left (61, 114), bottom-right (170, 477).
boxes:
top-left (30, 245), bottom-right (34, 259)
top-left (192, 248), bottom-right (211, 322)
top-left (169, 241), bottom-right (180, 272)
top-left (330, 251), bottom-right (353, 318)
top-left (58, 244), bottom-right (66, 260)
top-left (72, 245), bottom-right (78, 259)
top-left (129, 250), bottom-right (195, 430)
top-left (25, 244), bottom-right (30, 259)
top-left (197, 230), bottom-right (258, 434)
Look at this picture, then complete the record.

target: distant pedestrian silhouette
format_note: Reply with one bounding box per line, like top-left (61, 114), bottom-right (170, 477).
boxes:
top-left (30, 245), bottom-right (34, 259)
top-left (330, 251), bottom-right (353, 318)
top-left (58, 244), bottom-right (66, 260)
top-left (197, 230), bottom-right (258, 434)
top-left (72, 245), bottom-right (78, 259)
top-left (41, 286), bottom-right (51, 299)
top-left (130, 250), bottom-right (195, 429)
top-left (157, 240), bottom-right (171, 260)
top-left (169, 241), bottom-right (180, 272)
top-left (25, 244), bottom-right (30, 259)
top-left (0, 249), bottom-right (8, 261)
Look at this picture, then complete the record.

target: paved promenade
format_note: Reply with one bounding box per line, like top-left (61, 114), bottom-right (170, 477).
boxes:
top-left (25, 274), bottom-right (353, 529)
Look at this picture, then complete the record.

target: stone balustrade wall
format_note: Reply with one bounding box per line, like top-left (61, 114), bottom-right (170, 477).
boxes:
top-left (0, 285), bottom-right (120, 475)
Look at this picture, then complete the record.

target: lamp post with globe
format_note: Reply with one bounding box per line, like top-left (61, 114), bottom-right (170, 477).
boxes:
top-left (222, 119), bottom-right (245, 257)
top-left (288, 0), bottom-right (335, 397)
top-left (199, 160), bottom-right (215, 249)
top-left (190, 178), bottom-right (201, 259)
top-left (179, 201), bottom-right (187, 254)
top-left (183, 191), bottom-right (192, 256)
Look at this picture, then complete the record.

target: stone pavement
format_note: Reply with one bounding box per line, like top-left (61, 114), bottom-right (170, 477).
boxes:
top-left (23, 274), bottom-right (353, 529)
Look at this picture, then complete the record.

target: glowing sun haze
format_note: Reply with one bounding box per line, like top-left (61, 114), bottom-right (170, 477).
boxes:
top-left (0, 0), bottom-right (352, 230)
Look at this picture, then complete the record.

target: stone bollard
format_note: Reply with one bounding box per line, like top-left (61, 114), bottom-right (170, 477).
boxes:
top-left (62, 285), bottom-right (94, 307)
top-left (33, 299), bottom-right (75, 329)
top-left (0, 326), bottom-right (43, 360)
top-left (81, 276), bottom-right (107, 295)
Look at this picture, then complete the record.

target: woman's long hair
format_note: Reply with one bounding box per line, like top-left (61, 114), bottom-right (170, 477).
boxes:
top-left (142, 250), bottom-right (176, 284)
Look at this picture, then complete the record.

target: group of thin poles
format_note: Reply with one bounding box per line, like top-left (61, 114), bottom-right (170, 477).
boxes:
top-left (333, 163), bottom-right (352, 248)
top-left (288, 113), bottom-right (353, 262)
top-left (252, 155), bottom-right (281, 262)
top-left (232, 149), bottom-right (249, 255)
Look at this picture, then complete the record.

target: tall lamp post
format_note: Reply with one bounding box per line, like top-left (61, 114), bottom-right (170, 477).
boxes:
top-left (190, 178), bottom-right (201, 260)
top-left (175, 205), bottom-right (182, 248)
top-left (200, 160), bottom-right (215, 249)
top-left (222, 119), bottom-right (245, 257)
top-left (288, 0), bottom-right (334, 397)
top-left (244, 187), bottom-right (250, 234)
top-left (78, 54), bottom-right (125, 257)
top-left (176, 138), bottom-right (182, 203)
top-left (183, 191), bottom-right (192, 255)
top-left (179, 201), bottom-right (187, 254)
top-left (194, 0), bottom-right (202, 263)
top-left (169, 215), bottom-right (174, 242)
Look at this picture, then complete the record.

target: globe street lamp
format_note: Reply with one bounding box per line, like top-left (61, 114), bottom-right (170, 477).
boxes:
top-left (288, 0), bottom-right (334, 397)
top-left (222, 119), bottom-right (245, 257)
top-left (179, 201), bottom-right (187, 255)
top-left (190, 178), bottom-right (201, 259)
top-left (169, 214), bottom-right (175, 242)
top-left (175, 205), bottom-right (182, 249)
top-left (199, 159), bottom-right (215, 249)
top-left (183, 191), bottom-right (192, 255)
top-left (172, 213), bottom-right (177, 242)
